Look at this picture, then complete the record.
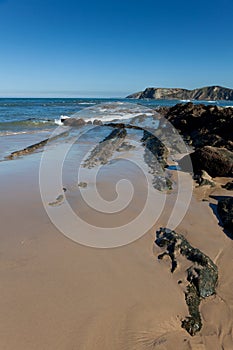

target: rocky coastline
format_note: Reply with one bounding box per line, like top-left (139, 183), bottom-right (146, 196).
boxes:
top-left (127, 85), bottom-right (233, 101)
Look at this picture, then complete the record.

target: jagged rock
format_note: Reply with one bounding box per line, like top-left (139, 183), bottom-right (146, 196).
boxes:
top-left (179, 146), bottom-right (233, 177)
top-left (83, 128), bottom-right (127, 168)
top-left (141, 130), bottom-right (172, 191)
top-left (63, 118), bottom-right (86, 126)
top-left (222, 181), bottom-right (233, 190)
top-left (152, 176), bottom-right (173, 192)
top-left (182, 284), bottom-right (202, 336)
top-left (105, 120), bottom-right (188, 154)
top-left (194, 170), bottom-right (215, 187)
top-left (155, 227), bottom-right (218, 336)
top-left (155, 106), bottom-right (170, 116)
top-left (102, 128), bottom-right (127, 142)
top-left (116, 142), bottom-right (135, 152)
top-left (141, 130), bottom-right (169, 169)
top-left (105, 123), bottom-right (174, 190)
top-left (82, 123), bottom-right (172, 191)
top-left (217, 197), bottom-right (233, 232)
top-left (165, 103), bottom-right (233, 151)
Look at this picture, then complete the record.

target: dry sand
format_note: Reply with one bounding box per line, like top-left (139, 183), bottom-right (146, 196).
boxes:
top-left (0, 152), bottom-right (233, 350)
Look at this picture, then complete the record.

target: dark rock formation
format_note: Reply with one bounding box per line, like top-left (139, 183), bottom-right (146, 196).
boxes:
top-left (217, 197), bottom-right (233, 232)
top-left (165, 103), bottom-right (233, 151)
top-left (141, 131), bottom-right (172, 191)
top-left (194, 170), bottom-right (215, 187)
top-left (141, 130), bottom-right (169, 169)
top-left (63, 118), bottom-right (86, 126)
top-left (80, 121), bottom-right (174, 191)
top-left (127, 85), bottom-right (233, 101)
top-left (155, 227), bottom-right (218, 336)
top-left (182, 284), bottom-right (202, 336)
top-left (222, 181), bottom-right (233, 190)
top-left (93, 119), bottom-right (103, 125)
top-left (116, 142), bottom-right (135, 152)
top-left (6, 131), bottom-right (69, 159)
top-left (179, 146), bottom-right (233, 177)
top-left (83, 128), bottom-right (127, 168)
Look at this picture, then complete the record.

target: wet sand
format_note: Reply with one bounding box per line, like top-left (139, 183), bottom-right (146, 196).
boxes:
top-left (0, 147), bottom-right (233, 349)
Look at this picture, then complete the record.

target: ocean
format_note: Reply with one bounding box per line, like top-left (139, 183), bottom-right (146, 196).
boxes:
top-left (0, 97), bottom-right (232, 160)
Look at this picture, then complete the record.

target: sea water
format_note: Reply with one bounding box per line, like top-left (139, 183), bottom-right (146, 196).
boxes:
top-left (0, 97), bottom-right (232, 160)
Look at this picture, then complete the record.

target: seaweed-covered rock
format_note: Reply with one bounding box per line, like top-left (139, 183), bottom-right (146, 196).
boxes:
top-left (217, 197), bottom-right (233, 232)
top-left (155, 227), bottom-right (218, 336)
top-left (181, 284), bottom-right (202, 336)
top-left (141, 130), bottom-right (169, 169)
top-left (83, 128), bottom-right (127, 168)
top-left (141, 131), bottom-right (172, 191)
top-left (179, 146), bottom-right (233, 177)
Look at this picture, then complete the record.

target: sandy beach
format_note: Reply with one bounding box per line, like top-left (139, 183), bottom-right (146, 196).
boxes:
top-left (0, 135), bottom-right (233, 350)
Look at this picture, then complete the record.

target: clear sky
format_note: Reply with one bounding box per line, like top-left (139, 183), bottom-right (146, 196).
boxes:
top-left (0, 0), bottom-right (232, 97)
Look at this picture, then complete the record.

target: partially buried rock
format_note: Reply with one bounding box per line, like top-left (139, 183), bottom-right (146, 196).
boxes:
top-left (217, 197), bottom-right (233, 232)
top-left (155, 227), bottom-right (218, 336)
top-left (78, 182), bottom-right (87, 188)
top-left (179, 146), bottom-right (233, 177)
top-left (48, 194), bottom-right (64, 206)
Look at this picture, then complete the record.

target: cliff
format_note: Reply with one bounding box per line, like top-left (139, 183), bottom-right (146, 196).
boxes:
top-left (126, 85), bottom-right (233, 101)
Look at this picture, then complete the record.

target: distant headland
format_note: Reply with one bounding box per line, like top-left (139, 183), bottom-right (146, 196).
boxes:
top-left (126, 85), bottom-right (233, 100)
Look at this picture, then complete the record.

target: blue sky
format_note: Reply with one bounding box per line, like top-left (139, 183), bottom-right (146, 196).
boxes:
top-left (0, 0), bottom-right (232, 97)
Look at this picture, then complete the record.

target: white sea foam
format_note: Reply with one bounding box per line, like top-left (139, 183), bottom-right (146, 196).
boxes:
top-left (83, 111), bottom-right (155, 123)
top-left (55, 102), bottom-right (158, 125)
top-left (78, 102), bottom-right (96, 105)
top-left (0, 130), bottom-right (51, 137)
top-left (0, 131), bottom-right (28, 136)
top-left (55, 115), bottom-right (70, 126)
